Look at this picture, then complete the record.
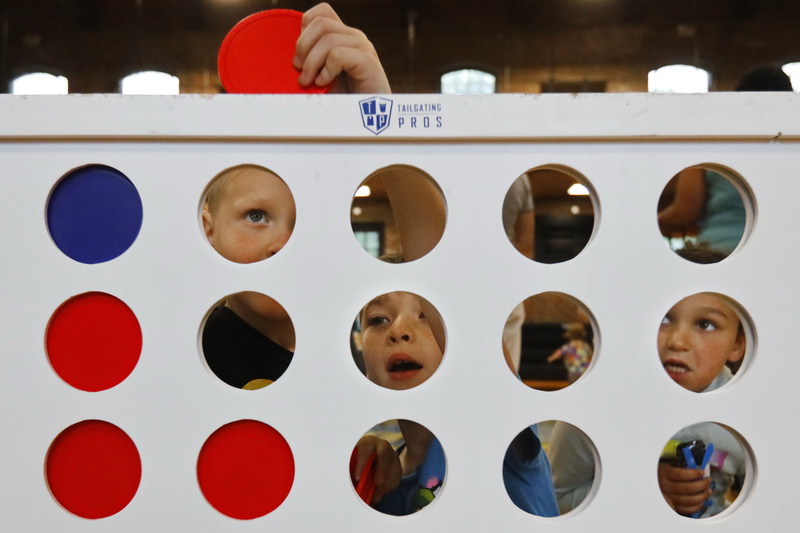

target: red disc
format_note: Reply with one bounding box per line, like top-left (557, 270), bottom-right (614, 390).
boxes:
top-left (46, 292), bottom-right (142, 392)
top-left (218, 9), bottom-right (332, 94)
top-left (197, 420), bottom-right (295, 519)
top-left (46, 420), bottom-right (142, 519)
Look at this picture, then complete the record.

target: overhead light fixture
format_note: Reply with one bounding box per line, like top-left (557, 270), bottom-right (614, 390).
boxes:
top-left (355, 185), bottom-right (371, 197)
top-left (567, 183), bottom-right (589, 196)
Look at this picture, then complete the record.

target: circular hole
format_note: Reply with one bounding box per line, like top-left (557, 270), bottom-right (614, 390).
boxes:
top-left (350, 165), bottom-right (446, 262)
top-left (503, 421), bottom-right (566, 517)
top-left (47, 164), bottom-right (143, 264)
top-left (46, 420), bottom-right (141, 519)
top-left (657, 292), bottom-right (751, 393)
top-left (545, 420), bottom-right (600, 515)
top-left (657, 165), bottom-right (751, 262)
top-left (507, 292), bottom-right (596, 390)
top-left (351, 291), bottom-right (445, 390)
top-left (201, 292), bottom-right (295, 390)
top-left (46, 292), bottom-right (142, 392)
top-left (658, 422), bottom-right (753, 518)
top-left (520, 167), bottom-right (596, 264)
top-left (197, 420), bottom-right (294, 519)
top-left (351, 419), bottom-right (445, 515)
top-left (201, 165), bottom-right (296, 264)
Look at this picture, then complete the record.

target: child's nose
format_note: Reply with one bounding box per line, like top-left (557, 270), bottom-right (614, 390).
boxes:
top-left (666, 326), bottom-right (690, 350)
top-left (388, 316), bottom-right (414, 344)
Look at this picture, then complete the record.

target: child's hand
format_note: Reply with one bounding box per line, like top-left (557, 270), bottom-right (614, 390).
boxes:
top-left (657, 463), bottom-right (712, 516)
top-left (353, 435), bottom-right (402, 504)
top-left (294, 3), bottom-right (391, 94)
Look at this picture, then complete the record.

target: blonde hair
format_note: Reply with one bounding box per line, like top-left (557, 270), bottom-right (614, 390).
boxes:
top-left (564, 322), bottom-right (586, 341)
top-left (203, 165), bottom-right (278, 214)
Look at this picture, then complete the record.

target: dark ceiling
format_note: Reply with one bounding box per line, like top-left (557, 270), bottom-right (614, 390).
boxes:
top-left (2, 0), bottom-right (799, 92)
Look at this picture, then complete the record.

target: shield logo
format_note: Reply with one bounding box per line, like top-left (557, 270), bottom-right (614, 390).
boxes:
top-left (359, 97), bottom-right (393, 135)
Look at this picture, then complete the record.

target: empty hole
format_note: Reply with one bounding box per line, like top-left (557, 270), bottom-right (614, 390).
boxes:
top-left (503, 421), bottom-right (566, 517)
top-left (352, 419), bottom-right (445, 515)
top-left (201, 165), bottom-right (296, 264)
top-left (520, 166), bottom-right (596, 264)
top-left (201, 292), bottom-right (295, 390)
top-left (351, 291), bottom-right (445, 390)
top-left (507, 292), bottom-right (596, 390)
top-left (46, 292), bottom-right (142, 392)
top-left (47, 164), bottom-right (143, 264)
top-left (351, 165), bottom-right (446, 262)
top-left (658, 422), bottom-right (753, 518)
top-left (46, 420), bottom-right (141, 519)
top-left (197, 420), bottom-right (294, 519)
top-left (657, 292), bottom-right (752, 393)
top-left (657, 165), bottom-right (752, 262)
top-left (545, 420), bottom-right (600, 515)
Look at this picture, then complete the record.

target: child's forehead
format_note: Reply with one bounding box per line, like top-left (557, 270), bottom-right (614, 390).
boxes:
top-left (208, 166), bottom-right (285, 203)
top-left (221, 167), bottom-right (284, 192)
top-left (675, 293), bottom-right (738, 318)
top-left (365, 291), bottom-right (417, 310)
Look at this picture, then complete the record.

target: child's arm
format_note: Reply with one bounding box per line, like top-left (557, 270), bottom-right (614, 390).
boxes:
top-left (657, 168), bottom-right (707, 235)
top-left (381, 168), bottom-right (447, 263)
top-left (656, 463), bottom-right (712, 515)
top-left (295, 3), bottom-right (391, 94)
top-left (546, 347), bottom-right (563, 364)
top-left (353, 435), bottom-right (402, 503)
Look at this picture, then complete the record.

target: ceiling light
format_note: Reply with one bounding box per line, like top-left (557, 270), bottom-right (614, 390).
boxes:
top-left (567, 183), bottom-right (589, 196)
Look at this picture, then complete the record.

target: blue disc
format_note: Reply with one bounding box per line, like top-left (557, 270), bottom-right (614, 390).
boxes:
top-left (47, 165), bottom-right (143, 264)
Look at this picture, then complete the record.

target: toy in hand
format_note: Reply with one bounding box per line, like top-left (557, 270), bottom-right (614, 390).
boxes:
top-left (218, 9), bottom-right (332, 94)
top-left (349, 448), bottom-right (377, 505)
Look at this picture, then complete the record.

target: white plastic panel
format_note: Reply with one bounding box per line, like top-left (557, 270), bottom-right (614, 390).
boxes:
top-left (0, 93), bottom-right (795, 531)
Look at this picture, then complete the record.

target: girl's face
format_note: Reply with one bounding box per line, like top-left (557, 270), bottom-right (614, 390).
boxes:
top-left (658, 293), bottom-right (745, 392)
top-left (360, 292), bottom-right (443, 390)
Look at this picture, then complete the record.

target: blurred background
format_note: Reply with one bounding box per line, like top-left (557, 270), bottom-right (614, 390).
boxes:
top-left (3, 0), bottom-right (800, 94)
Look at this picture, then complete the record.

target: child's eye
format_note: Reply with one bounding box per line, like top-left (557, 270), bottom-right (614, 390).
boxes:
top-left (246, 209), bottom-right (268, 224)
top-left (697, 319), bottom-right (717, 331)
top-left (366, 315), bottom-right (389, 327)
top-left (660, 316), bottom-right (671, 326)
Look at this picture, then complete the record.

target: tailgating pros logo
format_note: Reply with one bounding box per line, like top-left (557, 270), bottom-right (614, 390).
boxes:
top-left (359, 97), bottom-right (393, 135)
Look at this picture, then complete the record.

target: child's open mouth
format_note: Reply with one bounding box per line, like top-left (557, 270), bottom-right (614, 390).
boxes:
top-left (663, 360), bottom-right (690, 380)
top-left (387, 354), bottom-right (423, 380)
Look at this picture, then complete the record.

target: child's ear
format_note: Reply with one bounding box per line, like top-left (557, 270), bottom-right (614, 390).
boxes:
top-left (728, 333), bottom-right (746, 364)
top-left (202, 203), bottom-right (215, 246)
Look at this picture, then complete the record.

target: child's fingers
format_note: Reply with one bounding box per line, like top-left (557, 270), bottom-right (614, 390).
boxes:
top-left (301, 2), bottom-right (342, 30)
top-left (371, 445), bottom-right (402, 503)
top-left (670, 490), bottom-right (711, 515)
top-left (299, 34), bottom-right (361, 87)
top-left (293, 15), bottom-right (345, 70)
top-left (352, 436), bottom-right (378, 482)
top-left (295, 19), bottom-right (369, 85)
top-left (366, 438), bottom-right (402, 503)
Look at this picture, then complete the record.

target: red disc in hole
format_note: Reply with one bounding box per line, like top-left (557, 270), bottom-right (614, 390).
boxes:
top-left (46, 292), bottom-right (142, 392)
top-left (197, 420), bottom-right (295, 519)
top-left (46, 420), bottom-right (142, 519)
top-left (218, 9), bottom-right (332, 94)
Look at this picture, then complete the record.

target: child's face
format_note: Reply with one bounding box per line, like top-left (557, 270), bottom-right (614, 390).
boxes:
top-left (658, 293), bottom-right (745, 392)
top-left (202, 168), bottom-right (296, 264)
top-left (360, 292), bottom-right (443, 390)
